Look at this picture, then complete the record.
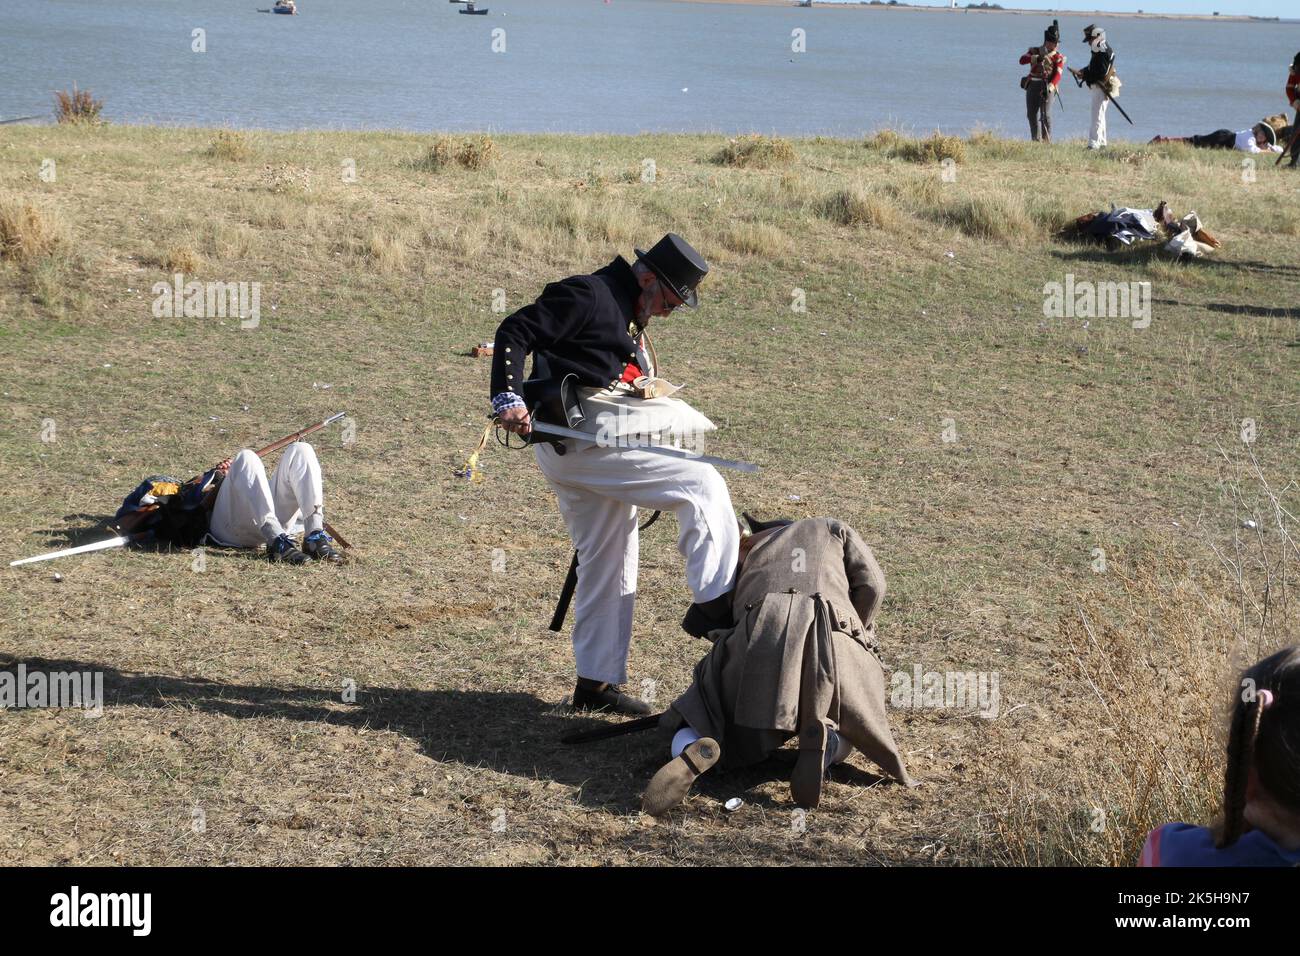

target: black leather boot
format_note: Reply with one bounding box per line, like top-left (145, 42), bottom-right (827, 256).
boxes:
top-left (680, 593), bottom-right (734, 638)
top-left (572, 678), bottom-right (652, 716)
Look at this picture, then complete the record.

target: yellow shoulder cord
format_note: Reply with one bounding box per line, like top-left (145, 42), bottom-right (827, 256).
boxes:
top-left (454, 422), bottom-right (493, 482)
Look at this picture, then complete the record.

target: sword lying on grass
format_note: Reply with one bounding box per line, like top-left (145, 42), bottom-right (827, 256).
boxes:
top-left (10, 413), bottom-right (350, 567)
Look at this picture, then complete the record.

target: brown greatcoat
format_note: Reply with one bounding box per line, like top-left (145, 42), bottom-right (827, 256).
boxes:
top-left (664, 517), bottom-right (914, 786)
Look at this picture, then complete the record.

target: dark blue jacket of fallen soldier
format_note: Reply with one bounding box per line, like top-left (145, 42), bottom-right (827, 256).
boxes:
top-left (489, 256), bottom-right (644, 404)
top-left (664, 518), bottom-right (915, 786)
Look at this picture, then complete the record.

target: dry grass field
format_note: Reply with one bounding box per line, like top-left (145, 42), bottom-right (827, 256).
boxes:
top-left (1, 124), bottom-right (1297, 865)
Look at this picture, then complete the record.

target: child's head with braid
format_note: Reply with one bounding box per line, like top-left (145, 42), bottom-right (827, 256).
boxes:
top-left (1139, 645), bottom-right (1300, 866)
top-left (1218, 646), bottom-right (1300, 849)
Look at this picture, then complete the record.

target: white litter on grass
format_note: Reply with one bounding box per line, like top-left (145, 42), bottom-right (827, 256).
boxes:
top-left (1242, 519), bottom-right (1258, 530)
top-left (52, 572), bottom-right (63, 583)
top-left (724, 797), bottom-right (743, 812)
top-left (788, 495), bottom-right (801, 501)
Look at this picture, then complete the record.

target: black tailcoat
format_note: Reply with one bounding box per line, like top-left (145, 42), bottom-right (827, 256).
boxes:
top-left (490, 256), bottom-right (644, 403)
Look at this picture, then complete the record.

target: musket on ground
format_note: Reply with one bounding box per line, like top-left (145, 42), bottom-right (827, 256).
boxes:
top-left (1276, 124), bottom-right (1300, 166)
top-left (9, 412), bottom-right (350, 567)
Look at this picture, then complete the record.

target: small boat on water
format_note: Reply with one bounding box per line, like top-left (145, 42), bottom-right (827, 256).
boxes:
top-left (452, 1), bottom-right (489, 14)
top-left (272, 0), bottom-right (297, 14)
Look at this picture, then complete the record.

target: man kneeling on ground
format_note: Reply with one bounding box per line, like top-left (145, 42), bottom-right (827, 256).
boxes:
top-left (642, 514), bottom-right (915, 816)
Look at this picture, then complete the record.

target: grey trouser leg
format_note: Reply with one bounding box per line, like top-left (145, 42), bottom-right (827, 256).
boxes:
top-left (1026, 80), bottom-right (1051, 142)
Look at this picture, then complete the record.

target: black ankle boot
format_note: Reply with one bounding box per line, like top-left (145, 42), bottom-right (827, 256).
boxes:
top-left (572, 678), bottom-right (652, 716)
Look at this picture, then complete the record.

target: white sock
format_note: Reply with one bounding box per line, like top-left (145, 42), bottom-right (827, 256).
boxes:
top-left (260, 519), bottom-right (286, 547)
top-left (671, 726), bottom-right (701, 759)
top-left (304, 506), bottom-right (324, 537)
top-left (824, 728), bottom-right (853, 770)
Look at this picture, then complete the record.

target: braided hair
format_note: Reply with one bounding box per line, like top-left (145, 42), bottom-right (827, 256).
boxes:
top-left (1218, 646), bottom-right (1300, 848)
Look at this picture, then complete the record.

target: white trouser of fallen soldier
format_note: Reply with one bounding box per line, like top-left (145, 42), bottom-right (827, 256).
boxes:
top-left (208, 441), bottom-right (326, 548)
top-left (671, 724), bottom-right (853, 769)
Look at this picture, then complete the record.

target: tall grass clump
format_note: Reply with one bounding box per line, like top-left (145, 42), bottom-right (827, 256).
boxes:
top-left (0, 196), bottom-right (67, 263)
top-left (935, 190), bottom-right (1034, 242)
top-left (207, 130), bottom-right (252, 161)
top-left (719, 221), bottom-right (789, 256)
top-left (864, 128), bottom-right (903, 151)
top-left (896, 131), bottom-right (967, 165)
top-left (820, 185), bottom-right (899, 230)
top-left (415, 135), bottom-right (498, 172)
top-left (53, 84), bottom-right (104, 125)
top-left (712, 135), bottom-right (797, 169)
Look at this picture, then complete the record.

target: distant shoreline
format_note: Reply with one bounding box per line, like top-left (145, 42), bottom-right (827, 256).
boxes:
top-left (669, 0), bottom-right (1276, 23)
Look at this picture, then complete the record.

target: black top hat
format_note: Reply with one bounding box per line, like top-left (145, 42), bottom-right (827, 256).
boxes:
top-left (1257, 123), bottom-right (1278, 148)
top-left (1044, 19), bottom-right (1060, 43)
top-left (1082, 23), bottom-right (1099, 40)
top-left (634, 233), bottom-right (708, 309)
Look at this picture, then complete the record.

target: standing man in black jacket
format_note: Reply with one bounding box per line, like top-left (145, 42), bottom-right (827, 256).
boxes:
top-left (1071, 24), bottom-right (1119, 150)
top-left (490, 234), bottom-right (740, 715)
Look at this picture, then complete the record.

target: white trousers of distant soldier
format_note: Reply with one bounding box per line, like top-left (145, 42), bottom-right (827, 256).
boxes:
top-left (1089, 86), bottom-right (1109, 149)
top-left (535, 442), bottom-right (740, 686)
top-left (209, 442), bottom-right (326, 548)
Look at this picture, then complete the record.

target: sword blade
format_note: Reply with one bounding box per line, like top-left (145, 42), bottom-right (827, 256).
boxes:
top-left (529, 422), bottom-right (759, 473)
top-left (10, 534), bottom-right (130, 567)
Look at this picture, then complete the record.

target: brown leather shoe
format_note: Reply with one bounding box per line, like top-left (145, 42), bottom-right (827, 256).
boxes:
top-left (572, 678), bottom-right (652, 716)
top-left (790, 718), bottom-right (831, 809)
top-left (642, 737), bottom-right (721, 816)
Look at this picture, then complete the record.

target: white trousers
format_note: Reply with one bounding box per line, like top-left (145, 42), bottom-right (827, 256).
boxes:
top-left (1089, 86), bottom-right (1109, 148)
top-left (208, 442), bottom-right (325, 548)
top-left (535, 441), bottom-right (739, 685)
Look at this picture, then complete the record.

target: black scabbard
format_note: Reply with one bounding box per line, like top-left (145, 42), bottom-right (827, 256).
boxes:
top-left (561, 712), bottom-right (664, 745)
top-left (549, 550), bottom-right (579, 633)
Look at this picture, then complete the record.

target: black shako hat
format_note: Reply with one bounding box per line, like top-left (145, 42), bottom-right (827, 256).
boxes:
top-left (634, 233), bottom-right (708, 309)
top-left (1044, 19), bottom-right (1060, 43)
top-left (1082, 23), bottom-right (1099, 41)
